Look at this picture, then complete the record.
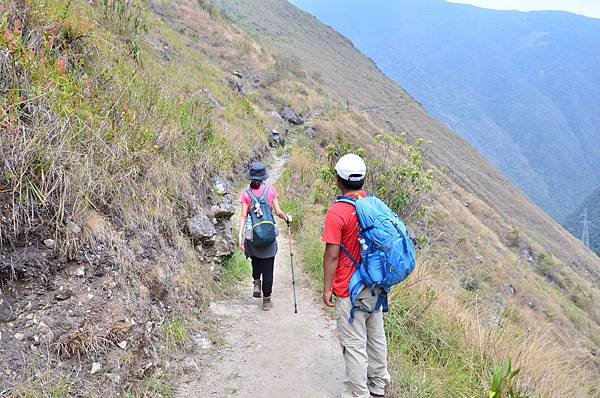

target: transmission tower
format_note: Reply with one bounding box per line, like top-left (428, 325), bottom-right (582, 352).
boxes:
top-left (582, 208), bottom-right (590, 248)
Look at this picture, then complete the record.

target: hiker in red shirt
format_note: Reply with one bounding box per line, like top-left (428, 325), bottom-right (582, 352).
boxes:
top-left (322, 154), bottom-right (390, 398)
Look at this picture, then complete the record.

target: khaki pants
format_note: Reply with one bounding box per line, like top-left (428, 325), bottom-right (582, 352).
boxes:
top-left (336, 288), bottom-right (391, 398)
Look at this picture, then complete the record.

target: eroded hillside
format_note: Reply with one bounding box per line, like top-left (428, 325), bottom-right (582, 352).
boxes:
top-left (0, 0), bottom-right (271, 394)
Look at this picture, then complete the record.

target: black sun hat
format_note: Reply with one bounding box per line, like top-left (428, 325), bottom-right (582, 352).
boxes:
top-left (245, 161), bottom-right (269, 181)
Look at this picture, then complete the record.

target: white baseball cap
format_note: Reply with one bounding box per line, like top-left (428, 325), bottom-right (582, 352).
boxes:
top-left (335, 154), bottom-right (367, 181)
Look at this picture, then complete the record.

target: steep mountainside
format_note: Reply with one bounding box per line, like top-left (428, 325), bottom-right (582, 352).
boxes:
top-left (209, 0), bottom-right (599, 277)
top-left (202, 0), bottom-right (600, 394)
top-left (291, 0), bottom-right (600, 224)
top-left (565, 188), bottom-right (600, 255)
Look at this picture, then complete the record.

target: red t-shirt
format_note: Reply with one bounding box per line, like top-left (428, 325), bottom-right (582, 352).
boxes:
top-left (321, 191), bottom-right (367, 298)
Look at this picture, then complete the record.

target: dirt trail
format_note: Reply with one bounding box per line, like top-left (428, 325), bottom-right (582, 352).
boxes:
top-left (177, 155), bottom-right (343, 397)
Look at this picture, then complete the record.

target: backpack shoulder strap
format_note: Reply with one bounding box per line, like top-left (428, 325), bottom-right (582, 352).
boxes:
top-left (340, 243), bottom-right (360, 267)
top-left (336, 195), bottom-right (357, 206)
top-left (246, 189), bottom-right (259, 203)
top-left (260, 184), bottom-right (270, 201)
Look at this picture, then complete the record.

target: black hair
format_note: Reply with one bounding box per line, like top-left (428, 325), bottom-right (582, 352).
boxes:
top-left (337, 175), bottom-right (365, 191)
top-left (250, 179), bottom-right (262, 189)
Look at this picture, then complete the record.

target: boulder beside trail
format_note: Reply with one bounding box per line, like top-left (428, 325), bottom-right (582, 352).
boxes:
top-left (213, 222), bottom-right (235, 259)
top-left (211, 203), bottom-right (235, 219)
top-left (190, 176), bottom-right (235, 261)
top-left (211, 176), bottom-right (235, 219)
top-left (187, 215), bottom-right (217, 244)
top-left (212, 176), bottom-right (232, 197)
top-left (280, 106), bottom-right (304, 125)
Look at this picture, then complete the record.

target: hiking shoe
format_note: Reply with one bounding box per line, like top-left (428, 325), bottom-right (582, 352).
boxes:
top-left (253, 279), bottom-right (262, 298)
top-left (262, 296), bottom-right (272, 311)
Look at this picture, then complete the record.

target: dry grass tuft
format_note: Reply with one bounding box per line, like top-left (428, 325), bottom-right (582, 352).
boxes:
top-left (81, 210), bottom-right (111, 244)
top-left (55, 320), bottom-right (130, 359)
top-left (106, 319), bottom-right (131, 344)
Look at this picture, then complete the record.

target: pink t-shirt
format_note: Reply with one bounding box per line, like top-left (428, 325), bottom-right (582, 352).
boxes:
top-left (240, 184), bottom-right (279, 208)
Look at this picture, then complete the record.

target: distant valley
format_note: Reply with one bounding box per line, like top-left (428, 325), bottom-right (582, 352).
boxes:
top-left (291, 0), bottom-right (600, 254)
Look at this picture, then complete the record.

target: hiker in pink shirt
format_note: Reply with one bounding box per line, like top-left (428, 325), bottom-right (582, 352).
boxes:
top-left (238, 161), bottom-right (291, 311)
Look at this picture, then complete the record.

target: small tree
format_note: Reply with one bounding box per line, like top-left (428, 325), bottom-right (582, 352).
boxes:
top-left (368, 134), bottom-right (433, 223)
top-left (318, 132), bottom-right (433, 225)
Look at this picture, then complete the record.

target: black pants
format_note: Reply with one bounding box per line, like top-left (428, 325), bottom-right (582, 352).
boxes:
top-left (251, 257), bottom-right (274, 297)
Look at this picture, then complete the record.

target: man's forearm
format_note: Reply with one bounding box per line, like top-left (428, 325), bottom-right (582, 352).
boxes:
top-left (323, 255), bottom-right (337, 292)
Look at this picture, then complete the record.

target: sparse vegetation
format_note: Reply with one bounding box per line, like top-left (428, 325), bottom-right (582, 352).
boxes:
top-left (461, 277), bottom-right (480, 292)
top-left (369, 135), bottom-right (433, 222)
top-left (213, 250), bottom-right (252, 296)
top-left (297, 217), bottom-right (325, 284)
top-left (139, 377), bottom-right (176, 398)
top-left (10, 374), bottom-right (75, 398)
top-left (500, 306), bottom-right (521, 326)
top-left (506, 227), bottom-right (522, 249)
top-left (100, 0), bottom-right (147, 36)
top-left (535, 252), bottom-right (557, 280)
top-left (163, 319), bottom-right (188, 349)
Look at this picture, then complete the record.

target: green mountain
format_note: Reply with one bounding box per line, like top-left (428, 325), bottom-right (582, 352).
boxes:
top-left (290, 0), bottom-right (600, 226)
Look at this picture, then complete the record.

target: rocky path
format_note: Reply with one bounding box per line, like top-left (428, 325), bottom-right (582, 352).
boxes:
top-left (176, 155), bottom-right (343, 398)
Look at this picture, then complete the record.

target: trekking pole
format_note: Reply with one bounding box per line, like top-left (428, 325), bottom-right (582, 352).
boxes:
top-left (287, 223), bottom-right (299, 314)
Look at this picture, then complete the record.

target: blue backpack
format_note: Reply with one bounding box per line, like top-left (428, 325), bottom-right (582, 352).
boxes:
top-left (247, 185), bottom-right (277, 247)
top-left (337, 195), bottom-right (417, 322)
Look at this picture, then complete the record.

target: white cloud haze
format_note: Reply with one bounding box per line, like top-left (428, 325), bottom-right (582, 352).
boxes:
top-left (447, 0), bottom-right (600, 18)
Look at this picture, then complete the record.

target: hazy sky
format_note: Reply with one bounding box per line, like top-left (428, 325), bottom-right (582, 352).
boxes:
top-left (448, 0), bottom-right (600, 18)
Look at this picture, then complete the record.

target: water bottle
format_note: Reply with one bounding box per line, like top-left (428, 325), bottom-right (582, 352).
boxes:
top-left (245, 215), bottom-right (253, 240)
top-left (359, 238), bottom-right (368, 256)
